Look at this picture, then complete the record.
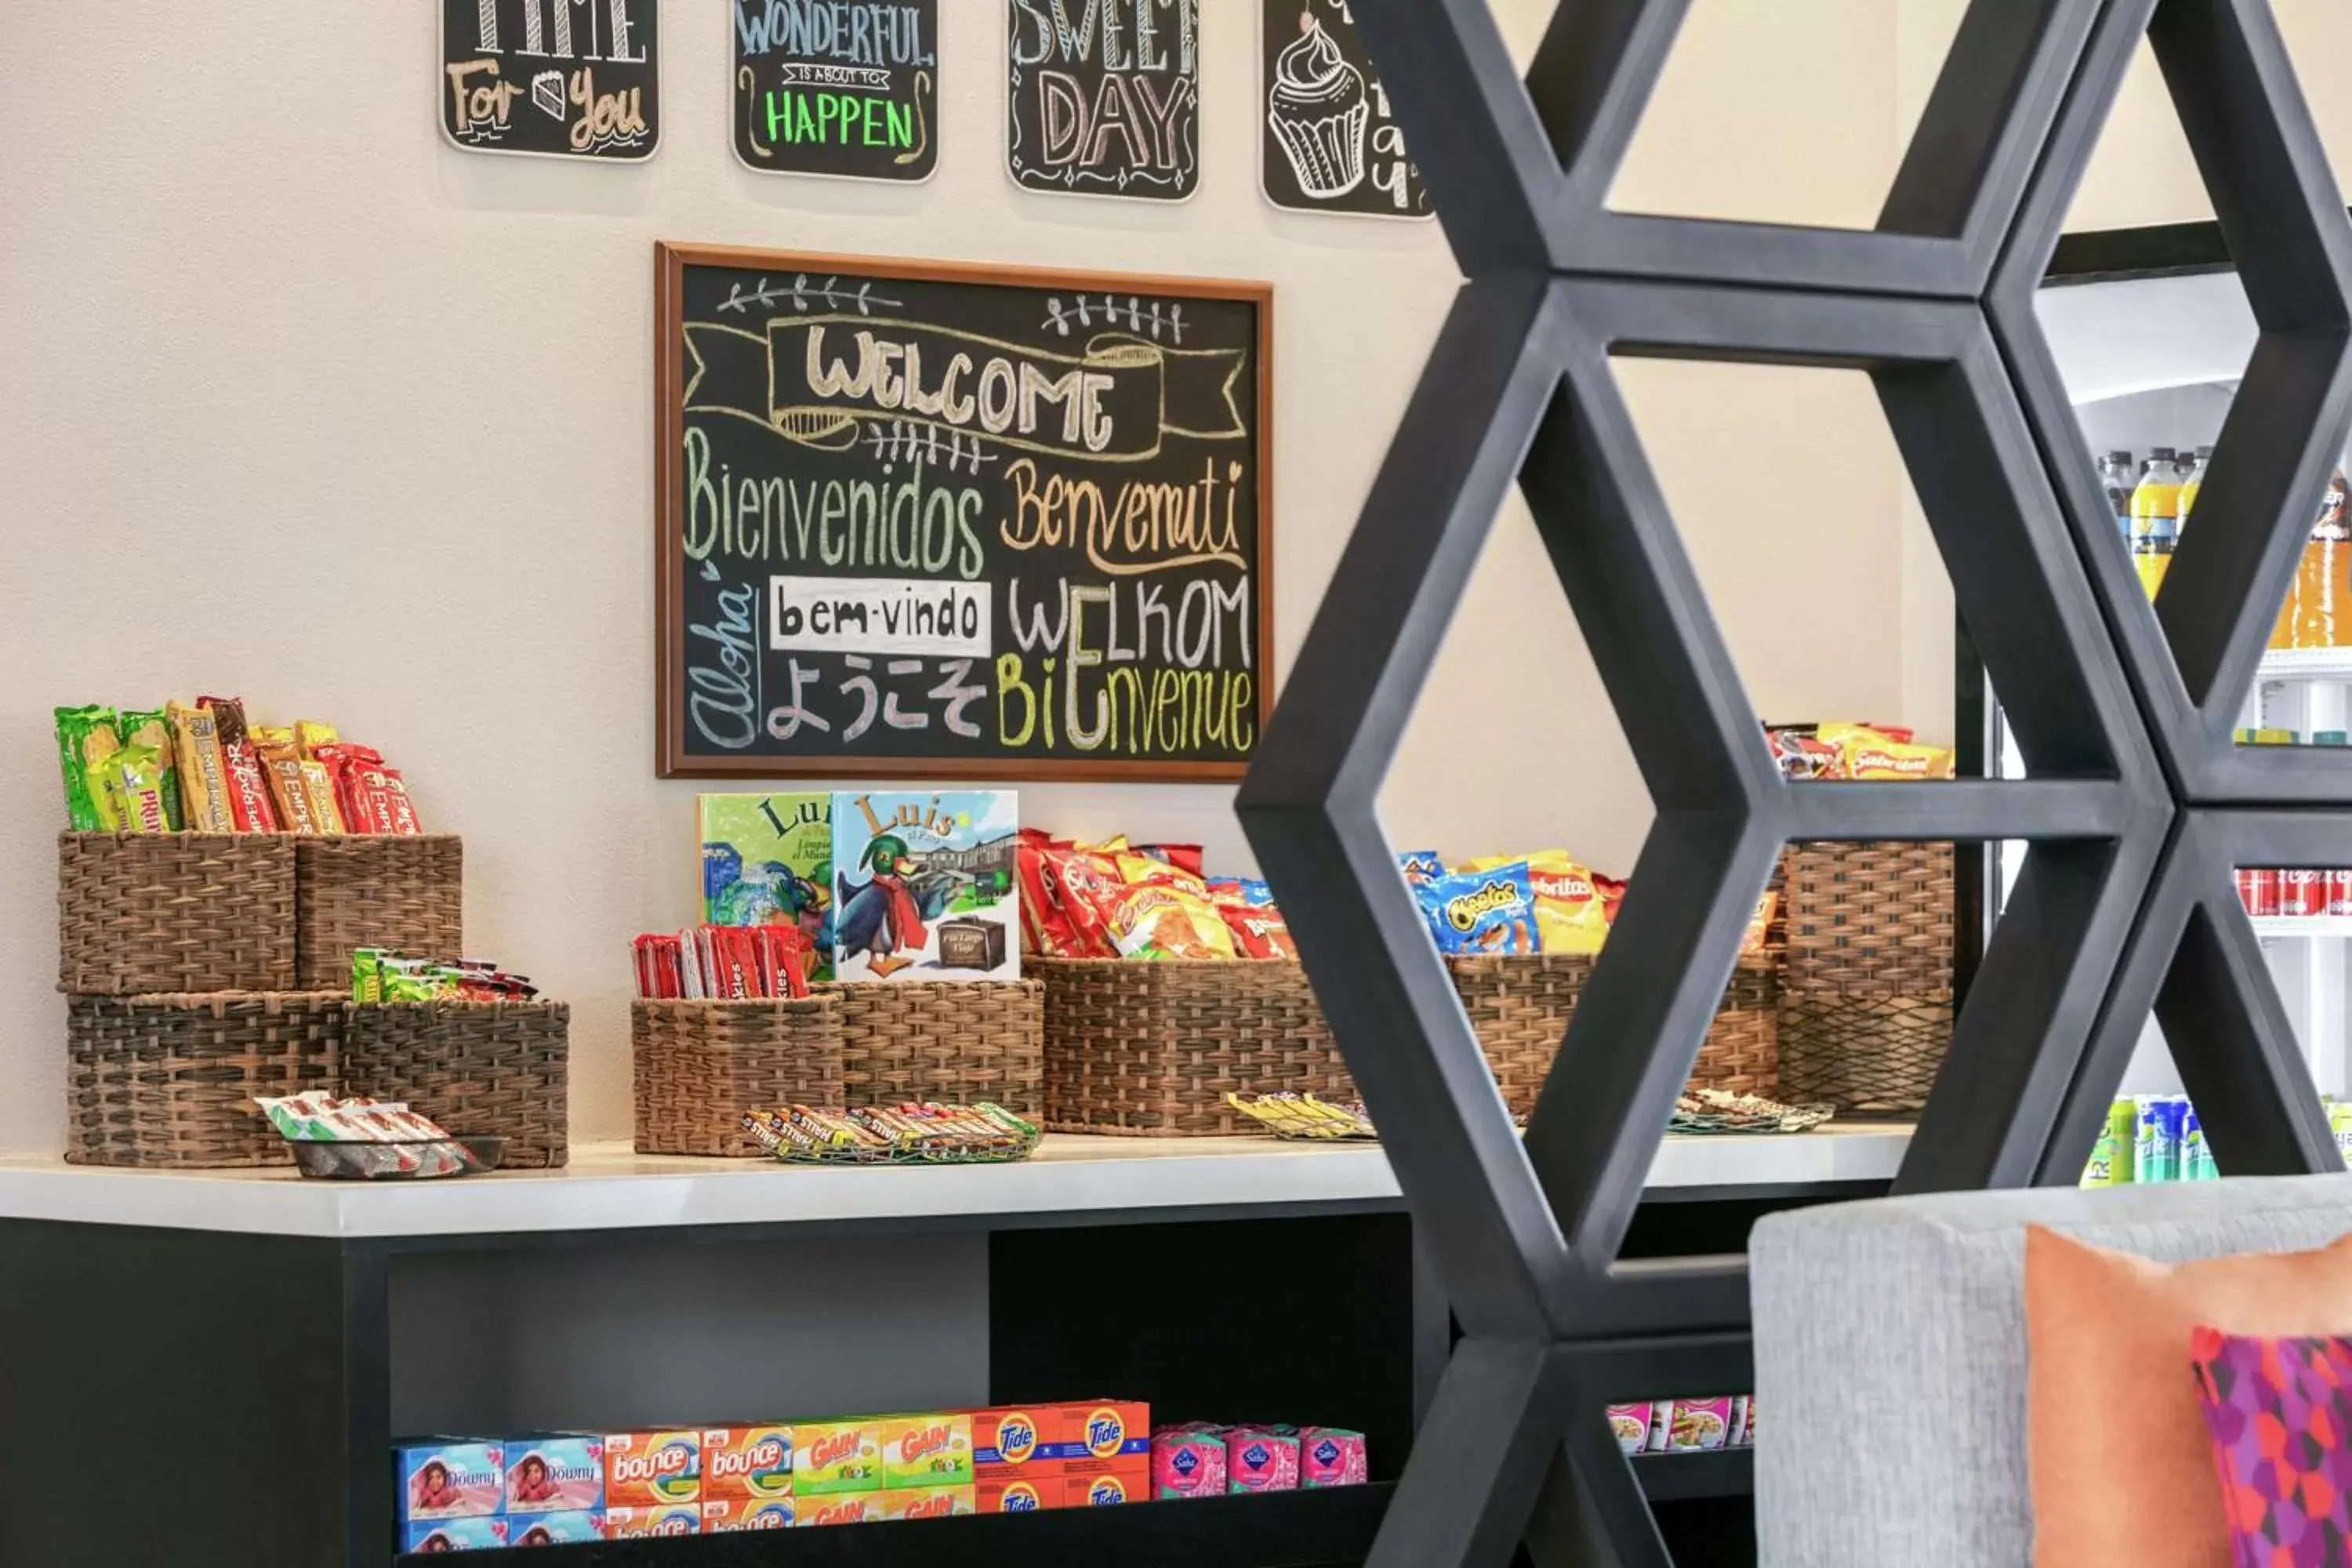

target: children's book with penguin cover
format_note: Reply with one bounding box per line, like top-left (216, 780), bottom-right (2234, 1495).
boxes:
top-left (833, 791), bottom-right (1020, 982)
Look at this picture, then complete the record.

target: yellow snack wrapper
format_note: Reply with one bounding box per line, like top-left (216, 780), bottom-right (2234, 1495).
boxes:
top-left (1524, 852), bottom-right (1613, 956)
top-left (82, 725), bottom-right (125, 831)
top-left (1109, 884), bottom-right (1238, 960)
top-left (294, 720), bottom-right (340, 760)
top-left (1817, 722), bottom-right (1955, 782)
top-left (168, 701), bottom-right (234, 832)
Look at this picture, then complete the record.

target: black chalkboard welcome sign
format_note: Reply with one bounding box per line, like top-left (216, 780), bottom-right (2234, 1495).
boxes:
top-left (656, 245), bottom-right (1274, 782)
top-left (441, 0), bottom-right (659, 160)
top-left (1006, 0), bottom-right (1200, 201)
top-left (734, 0), bottom-right (940, 182)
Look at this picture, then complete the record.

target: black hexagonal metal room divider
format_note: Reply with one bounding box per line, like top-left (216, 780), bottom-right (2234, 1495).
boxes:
top-left (1234, 2), bottom-right (2352, 1563)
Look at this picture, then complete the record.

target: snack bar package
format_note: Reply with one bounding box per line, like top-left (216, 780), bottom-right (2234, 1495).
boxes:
top-left (53, 706), bottom-right (120, 831)
top-left (504, 1436), bottom-right (605, 1515)
top-left (199, 696), bottom-right (280, 832)
top-left (98, 746), bottom-right (173, 834)
top-left (397, 1439), bottom-right (506, 1522)
top-left (167, 701), bottom-right (234, 832)
top-left (1417, 863), bottom-right (1537, 956)
top-left (117, 711), bottom-right (183, 830)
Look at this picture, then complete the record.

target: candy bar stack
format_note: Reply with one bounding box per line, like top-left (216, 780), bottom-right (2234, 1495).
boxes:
top-left (631, 926), bottom-right (814, 1001)
top-left (55, 699), bottom-right (425, 837)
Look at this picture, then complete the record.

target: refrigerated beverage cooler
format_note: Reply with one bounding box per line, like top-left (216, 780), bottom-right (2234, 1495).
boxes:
top-left (1981, 229), bottom-right (2352, 1181)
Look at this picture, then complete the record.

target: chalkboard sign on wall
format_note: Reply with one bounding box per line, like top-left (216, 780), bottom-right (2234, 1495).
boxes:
top-left (1006, 0), bottom-right (1200, 201)
top-left (1259, 2), bottom-right (1429, 219)
top-left (441, 0), bottom-right (659, 160)
top-left (656, 245), bottom-right (1273, 781)
top-left (734, 1), bottom-right (939, 181)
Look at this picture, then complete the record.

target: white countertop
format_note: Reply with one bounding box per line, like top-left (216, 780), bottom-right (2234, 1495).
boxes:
top-left (0, 1125), bottom-right (1911, 1240)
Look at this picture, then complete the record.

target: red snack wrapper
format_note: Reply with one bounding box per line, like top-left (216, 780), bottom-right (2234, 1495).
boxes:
top-left (1218, 902), bottom-right (1296, 960)
top-left (200, 697), bottom-right (281, 833)
top-left (1130, 843), bottom-right (1206, 879)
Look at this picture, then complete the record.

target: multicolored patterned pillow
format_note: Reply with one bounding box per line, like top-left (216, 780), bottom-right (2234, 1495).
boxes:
top-left (2190, 1327), bottom-right (2352, 1565)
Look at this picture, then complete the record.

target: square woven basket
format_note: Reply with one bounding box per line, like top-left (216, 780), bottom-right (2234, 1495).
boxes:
top-left (633, 996), bottom-right (844, 1158)
top-left (64, 991), bottom-right (342, 1169)
top-left (1448, 952), bottom-right (1781, 1116)
top-left (294, 834), bottom-right (463, 990)
top-left (1774, 840), bottom-right (1955, 1114)
top-left (56, 832), bottom-right (296, 996)
top-left (1037, 958), bottom-right (1351, 1137)
top-left (341, 999), bottom-right (570, 1168)
top-left (820, 981), bottom-right (1045, 1117)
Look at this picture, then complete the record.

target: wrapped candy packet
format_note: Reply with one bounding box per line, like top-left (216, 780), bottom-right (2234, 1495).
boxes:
top-left (168, 701), bottom-right (234, 832)
top-left (98, 746), bottom-right (174, 834)
top-left (78, 719), bottom-right (128, 830)
top-left (53, 706), bottom-right (124, 831)
top-left (199, 696), bottom-right (280, 832)
top-left (118, 711), bottom-right (183, 831)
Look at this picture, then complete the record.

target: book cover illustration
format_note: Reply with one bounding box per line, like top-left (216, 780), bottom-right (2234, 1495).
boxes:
top-left (700, 793), bottom-right (836, 982)
top-left (833, 791), bottom-right (1019, 982)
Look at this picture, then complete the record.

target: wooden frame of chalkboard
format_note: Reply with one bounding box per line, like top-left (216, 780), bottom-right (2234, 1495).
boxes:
top-left (655, 244), bottom-right (1276, 782)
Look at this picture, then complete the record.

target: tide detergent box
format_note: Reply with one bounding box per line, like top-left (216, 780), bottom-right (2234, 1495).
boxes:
top-left (401, 1517), bottom-right (507, 1552)
top-left (797, 1494), bottom-right (887, 1528)
top-left (1066, 1471), bottom-right (1142, 1508)
top-left (603, 1504), bottom-right (701, 1539)
top-left (833, 790), bottom-right (1020, 982)
top-left (881, 1413), bottom-right (973, 1489)
top-left (700, 1425), bottom-right (793, 1504)
top-left (397, 1439), bottom-right (505, 1521)
top-left (702, 1499), bottom-right (797, 1533)
top-left (503, 1512), bottom-right (602, 1547)
top-left (971, 1407), bottom-right (1051, 1480)
top-left (603, 1429), bottom-right (702, 1508)
top-left (701, 793), bottom-right (835, 981)
top-left (795, 1420), bottom-right (884, 1495)
top-left (503, 1435), bottom-right (604, 1515)
top-left (978, 1476), bottom-right (1056, 1513)
top-left (1050, 1402), bottom-right (1150, 1479)
top-left (880, 1485), bottom-right (977, 1521)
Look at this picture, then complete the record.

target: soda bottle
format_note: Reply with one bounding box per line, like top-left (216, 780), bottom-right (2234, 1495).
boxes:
top-left (2178, 446), bottom-right (2211, 541)
top-left (2100, 450), bottom-right (2136, 550)
top-left (2131, 449), bottom-right (2183, 601)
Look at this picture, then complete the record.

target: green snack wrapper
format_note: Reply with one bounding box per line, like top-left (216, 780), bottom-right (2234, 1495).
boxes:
top-left (351, 948), bottom-right (386, 1004)
top-left (53, 706), bottom-right (120, 831)
top-left (82, 723), bottom-right (128, 831)
top-left (107, 746), bottom-right (173, 834)
top-left (118, 711), bottom-right (183, 832)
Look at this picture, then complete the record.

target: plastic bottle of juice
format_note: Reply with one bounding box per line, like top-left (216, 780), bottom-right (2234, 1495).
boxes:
top-left (2288, 469), bottom-right (2352, 648)
top-left (2178, 447), bottom-right (2211, 540)
top-left (2131, 449), bottom-right (2183, 600)
top-left (2100, 450), bottom-right (2136, 550)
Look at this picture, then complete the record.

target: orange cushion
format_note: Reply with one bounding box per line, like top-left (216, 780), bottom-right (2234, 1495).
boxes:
top-left (2027, 1225), bottom-right (2352, 1567)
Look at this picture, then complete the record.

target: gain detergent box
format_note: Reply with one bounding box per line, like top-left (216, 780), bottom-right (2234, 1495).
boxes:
top-left (832, 791), bottom-right (1019, 982)
top-left (700, 793), bottom-right (835, 981)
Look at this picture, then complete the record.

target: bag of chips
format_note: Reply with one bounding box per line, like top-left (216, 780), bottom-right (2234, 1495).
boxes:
top-left (1816, 721), bottom-right (1955, 781)
top-left (1416, 863), bottom-right (1537, 956)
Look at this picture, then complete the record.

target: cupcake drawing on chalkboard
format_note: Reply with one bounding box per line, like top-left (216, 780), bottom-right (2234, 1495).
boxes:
top-left (1267, 11), bottom-right (1370, 198)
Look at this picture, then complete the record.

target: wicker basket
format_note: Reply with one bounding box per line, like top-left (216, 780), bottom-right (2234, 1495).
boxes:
top-left (294, 834), bottom-right (463, 990)
top-left (633, 996), bottom-right (844, 1157)
top-left (1037, 958), bottom-right (1351, 1137)
top-left (342, 1000), bottom-right (570, 1168)
top-left (1775, 841), bottom-right (1955, 1114)
top-left (56, 832), bottom-right (296, 996)
top-left (820, 982), bottom-right (1045, 1117)
top-left (64, 991), bottom-right (341, 1169)
top-left (1449, 953), bottom-right (1780, 1116)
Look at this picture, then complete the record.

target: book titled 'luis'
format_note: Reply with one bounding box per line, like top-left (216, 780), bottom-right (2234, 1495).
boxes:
top-left (832, 792), bottom-right (1020, 982)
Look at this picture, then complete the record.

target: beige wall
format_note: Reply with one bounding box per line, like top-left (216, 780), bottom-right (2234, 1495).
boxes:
top-left (1, 2), bottom-right (2336, 1152)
